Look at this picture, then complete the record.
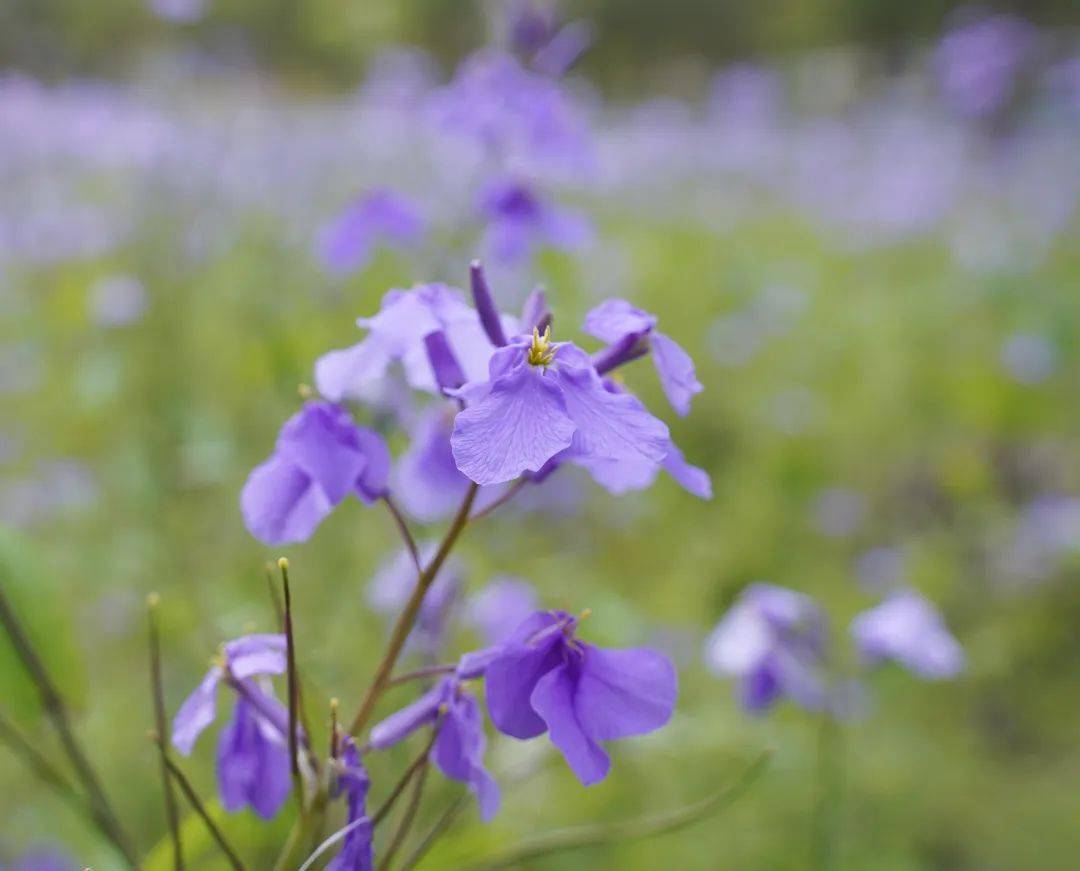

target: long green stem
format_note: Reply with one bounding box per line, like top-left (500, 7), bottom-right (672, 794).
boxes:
top-left (373, 726), bottom-right (440, 827)
top-left (379, 758), bottom-right (431, 871)
top-left (279, 558), bottom-right (303, 807)
top-left (0, 579), bottom-right (137, 866)
top-left (349, 483), bottom-right (479, 737)
top-left (148, 594), bottom-right (184, 870)
top-left (812, 715), bottom-right (843, 871)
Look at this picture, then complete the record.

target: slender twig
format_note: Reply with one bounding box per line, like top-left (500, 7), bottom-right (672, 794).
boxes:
top-left (379, 758), bottom-right (431, 871)
top-left (0, 580), bottom-right (136, 866)
top-left (372, 726), bottom-right (441, 827)
top-left (383, 496), bottom-right (422, 574)
top-left (265, 562), bottom-right (285, 629)
top-left (349, 483), bottom-right (479, 737)
top-left (279, 558), bottom-right (302, 806)
top-left (812, 715), bottom-right (843, 871)
top-left (148, 594), bottom-right (184, 870)
top-left (457, 750), bottom-right (773, 871)
top-left (470, 478), bottom-right (528, 521)
top-left (386, 664), bottom-right (457, 689)
top-left (329, 697), bottom-right (340, 761)
top-left (153, 735), bottom-right (247, 871)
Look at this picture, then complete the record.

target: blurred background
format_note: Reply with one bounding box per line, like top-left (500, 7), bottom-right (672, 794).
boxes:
top-left (2, 0), bottom-right (1079, 868)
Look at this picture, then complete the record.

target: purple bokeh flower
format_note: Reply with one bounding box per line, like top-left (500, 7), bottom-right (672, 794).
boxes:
top-left (315, 284), bottom-right (517, 401)
top-left (327, 737), bottom-right (374, 871)
top-left (148, 0), bottom-right (207, 24)
top-left (936, 13), bottom-right (1035, 118)
top-left (584, 298), bottom-right (703, 417)
top-left (317, 189), bottom-right (425, 277)
top-left (466, 576), bottom-right (539, 645)
top-left (484, 610), bottom-right (677, 785)
top-left (851, 590), bottom-right (964, 680)
top-left (704, 583), bottom-right (829, 713)
top-left (367, 543), bottom-right (462, 656)
top-left (394, 404), bottom-right (482, 523)
top-left (240, 402), bottom-right (390, 546)
top-left (1001, 332), bottom-right (1058, 384)
top-left (370, 664), bottom-right (499, 820)
top-left (477, 178), bottom-right (591, 266)
top-left (9, 847), bottom-right (78, 871)
top-left (450, 331), bottom-right (670, 487)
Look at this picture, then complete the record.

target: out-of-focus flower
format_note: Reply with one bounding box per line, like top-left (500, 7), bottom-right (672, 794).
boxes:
top-left (851, 590), bottom-right (964, 680)
top-left (998, 494), bottom-right (1080, 583)
top-left (148, 0), bottom-right (207, 24)
top-left (393, 404), bottom-right (474, 522)
top-left (370, 663), bottom-right (499, 820)
top-left (484, 610), bottom-right (676, 785)
top-left (812, 487), bottom-right (865, 538)
top-left (704, 583), bottom-right (829, 713)
top-left (466, 577), bottom-right (539, 645)
top-left (327, 737), bottom-right (374, 871)
top-left (216, 693), bottom-right (292, 819)
top-left (9, 847), bottom-right (78, 871)
top-left (936, 13), bottom-right (1035, 118)
top-left (1001, 332), bottom-right (1058, 384)
top-left (241, 402), bottom-right (390, 545)
top-left (315, 284), bottom-right (516, 401)
top-left (88, 274), bottom-right (148, 328)
top-left (584, 298), bottom-right (702, 416)
top-left (855, 547), bottom-right (906, 591)
top-left (477, 178), bottom-right (591, 266)
top-left (367, 543), bottom-right (462, 656)
top-left (317, 189), bottom-right (425, 276)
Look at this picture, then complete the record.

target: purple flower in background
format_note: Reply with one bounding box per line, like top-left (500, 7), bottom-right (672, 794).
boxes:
top-left (393, 404), bottom-right (478, 522)
top-left (315, 284), bottom-right (517, 401)
top-left (9, 847), bottom-right (78, 871)
top-left (367, 543), bottom-right (462, 655)
top-left (466, 577), bottom-right (539, 645)
top-left (370, 665), bottom-right (499, 820)
top-left (216, 693), bottom-right (292, 819)
top-left (148, 0), bottom-right (207, 24)
top-left (936, 13), bottom-right (1035, 118)
top-left (88, 273), bottom-right (147, 328)
top-left (704, 583), bottom-right (829, 713)
top-left (584, 298), bottom-right (703, 417)
top-left (451, 330), bottom-right (670, 486)
top-left (478, 178), bottom-right (591, 266)
top-left (1001, 332), bottom-right (1058, 384)
top-left (852, 590), bottom-right (964, 679)
top-left (484, 610), bottom-right (677, 785)
top-left (812, 487), bottom-right (865, 538)
top-left (240, 402), bottom-right (390, 546)
top-left (327, 737), bottom-right (374, 871)
top-left (999, 495), bottom-right (1080, 583)
top-left (317, 189), bottom-right (425, 277)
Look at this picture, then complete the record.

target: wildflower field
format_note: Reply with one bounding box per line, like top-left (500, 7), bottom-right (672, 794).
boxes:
top-left (1, 2), bottom-right (1079, 869)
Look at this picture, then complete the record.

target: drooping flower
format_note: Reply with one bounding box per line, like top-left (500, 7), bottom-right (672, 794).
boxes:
top-left (369, 663), bottom-right (499, 821)
top-left (367, 543), bottom-right (462, 656)
top-left (583, 298), bottom-right (702, 417)
top-left (477, 178), bottom-right (591, 267)
top-left (450, 330), bottom-right (670, 487)
top-left (466, 576), bottom-right (539, 645)
top-left (317, 189), bottom-right (425, 277)
top-left (484, 610), bottom-right (677, 786)
top-left (703, 583), bottom-right (829, 713)
top-left (240, 402), bottom-right (390, 546)
top-left (851, 591), bottom-right (964, 680)
top-left (315, 284), bottom-right (517, 402)
top-left (327, 737), bottom-right (374, 871)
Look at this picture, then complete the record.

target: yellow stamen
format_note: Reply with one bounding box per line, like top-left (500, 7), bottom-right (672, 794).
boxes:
top-left (527, 325), bottom-right (556, 367)
top-left (579, 608), bottom-right (592, 621)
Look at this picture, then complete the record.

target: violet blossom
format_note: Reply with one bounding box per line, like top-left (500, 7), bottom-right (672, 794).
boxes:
top-left (367, 543), bottom-right (462, 656)
top-left (704, 583), bottom-right (829, 713)
top-left (466, 576), bottom-right (539, 645)
top-left (477, 178), bottom-right (591, 266)
top-left (317, 189), bottom-right (425, 277)
top-left (851, 590), bottom-right (964, 680)
top-left (327, 737), bottom-right (374, 871)
top-left (240, 401), bottom-right (390, 546)
top-left (484, 610), bottom-right (677, 786)
top-left (936, 13), bottom-right (1035, 118)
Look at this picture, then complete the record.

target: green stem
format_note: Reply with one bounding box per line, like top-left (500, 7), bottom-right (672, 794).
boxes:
top-left (379, 757), bottom-right (431, 871)
top-left (812, 714), bottom-right (844, 871)
top-left (148, 594), bottom-right (184, 870)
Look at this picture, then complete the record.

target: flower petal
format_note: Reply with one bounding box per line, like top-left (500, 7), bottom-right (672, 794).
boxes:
top-left (573, 645), bottom-right (677, 741)
top-left (530, 663), bottom-right (610, 786)
top-left (240, 456), bottom-right (332, 546)
top-left (433, 692), bottom-right (500, 822)
top-left (368, 683), bottom-right (444, 750)
top-left (451, 365), bottom-right (575, 486)
top-left (484, 612), bottom-right (566, 739)
top-left (314, 340), bottom-right (393, 403)
top-left (276, 403), bottom-right (366, 505)
top-left (582, 299), bottom-right (656, 343)
top-left (172, 666), bottom-right (222, 755)
top-left (651, 332), bottom-right (702, 417)
top-left (224, 634), bottom-right (287, 679)
top-left (661, 443), bottom-right (712, 499)
top-left (354, 427), bottom-right (391, 503)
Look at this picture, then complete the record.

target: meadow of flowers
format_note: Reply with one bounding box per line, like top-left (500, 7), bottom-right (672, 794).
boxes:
top-left (1, 3), bottom-right (1079, 869)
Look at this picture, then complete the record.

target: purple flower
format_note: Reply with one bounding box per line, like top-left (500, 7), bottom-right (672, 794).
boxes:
top-left (450, 330), bottom-right (670, 487)
top-left (704, 584), bottom-right (829, 713)
top-left (477, 178), bottom-right (591, 267)
top-left (148, 0), bottom-right (207, 24)
top-left (466, 576), bottom-right (539, 645)
top-left (851, 591), bottom-right (964, 680)
top-left (317, 189), bottom-right (425, 277)
top-left (584, 298), bottom-right (703, 417)
top-left (936, 14), bottom-right (1035, 118)
top-left (367, 543), bottom-right (462, 656)
top-left (315, 284), bottom-right (517, 402)
top-left (370, 666), bottom-right (499, 821)
top-left (327, 737), bottom-right (374, 871)
top-left (484, 610), bottom-right (677, 786)
top-left (240, 402), bottom-right (390, 546)
top-left (216, 693), bottom-right (292, 819)
top-left (9, 847), bottom-right (78, 871)
top-left (393, 404), bottom-right (479, 522)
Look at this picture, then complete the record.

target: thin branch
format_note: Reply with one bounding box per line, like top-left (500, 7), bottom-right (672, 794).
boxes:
top-left (349, 483), bottom-right (479, 737)
top-left (383, 496), bottom-right (422, 574)
top-left (153, 734), bottom-right (247, 871)
top-left (378, 758), bottom-right (430, 871)
top-left (264, 562), bottom-right (285, 630)
top-left (0, 579), bottom-right (136, 866)
top-left (458, 750), bottom-right (773, 871)
top-left (470, 478), bottom-right (528, 521)
top-left (279, 558), bottom-right (303, 807)
top-left (385, 664), bottom-right (457, 690)
top-left (372, 726), bottom-right (440, 827)
top-left (147, 594), bottom-right (184, 870)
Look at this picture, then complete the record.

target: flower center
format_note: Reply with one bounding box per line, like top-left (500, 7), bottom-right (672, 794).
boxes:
top-left (527, 326), bottom-right (556, 367)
